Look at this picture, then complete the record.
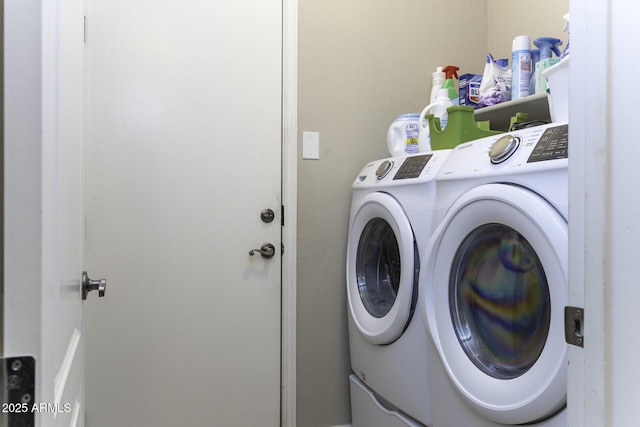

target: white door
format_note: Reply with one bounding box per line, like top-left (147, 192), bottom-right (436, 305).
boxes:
top-left (4, 0), bottom-right (88, 426)
top-left (82, 1), bottom-right (283, 426)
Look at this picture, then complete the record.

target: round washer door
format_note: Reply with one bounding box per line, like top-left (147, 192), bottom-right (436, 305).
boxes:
top-left (347, 192), bottom-right (418, 345)
top-left (422, 184), bottom-right (567, 424)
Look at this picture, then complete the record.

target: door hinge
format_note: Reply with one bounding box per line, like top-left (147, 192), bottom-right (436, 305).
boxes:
top-left (565, 306), bottom-right (584, 348)
top-left (1, 356), bottom-right (36, 427)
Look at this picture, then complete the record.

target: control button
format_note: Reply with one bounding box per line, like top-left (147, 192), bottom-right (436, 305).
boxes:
top-left (375, 160), bottom-right (393, 180)
top-left (489, 135), bottom-right (521, 164)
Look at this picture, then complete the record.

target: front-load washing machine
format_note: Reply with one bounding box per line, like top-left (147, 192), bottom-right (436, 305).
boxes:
top-left (347, 150), bottom-right (451, 426)
top-left (420, 122), bottom-right (569, 426)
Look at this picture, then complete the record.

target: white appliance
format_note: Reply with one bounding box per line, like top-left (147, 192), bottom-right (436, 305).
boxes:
top-left (347, 150), bottom-right (451, 426)
top-left (420, 122), bottom-right (569, 426)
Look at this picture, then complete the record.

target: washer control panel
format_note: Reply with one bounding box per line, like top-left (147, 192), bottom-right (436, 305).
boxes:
top-left (354, 150), bottom-right (451, 188)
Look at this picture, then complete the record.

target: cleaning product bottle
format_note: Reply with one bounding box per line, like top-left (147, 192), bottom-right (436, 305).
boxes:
top-left (442, 65), bottom-right (460, 105)
top-left (417, 88), bottom-right (454, 152)
top-left (430, 66), bottom-right (445, 103)
top-left (532, 37), bottom-right (563, 94)
top-left (534, 37), bottom-right (563, 61)
top-left (511, 35), bottom-right (532, 100)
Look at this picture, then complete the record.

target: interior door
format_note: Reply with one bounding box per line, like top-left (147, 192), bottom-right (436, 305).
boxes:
top-left (82, 1), bottom-right (282, 426)
top-left (4, 0), bottom-right (88, 426)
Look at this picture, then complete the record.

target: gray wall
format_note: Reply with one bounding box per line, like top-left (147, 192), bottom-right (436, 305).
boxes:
top-left (296, 1), bottom-right (569, 425)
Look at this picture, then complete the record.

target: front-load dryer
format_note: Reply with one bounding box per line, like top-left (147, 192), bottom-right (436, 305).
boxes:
top-left (347, 150), bottom-right (451, 426)
top-left (420, 122), bottom-right (569, 427)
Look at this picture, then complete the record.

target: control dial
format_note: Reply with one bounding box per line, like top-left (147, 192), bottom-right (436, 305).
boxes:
top-left (489, 135), bottom-right (521, 164)
top-left (375, 160), bottom-right (393, 180)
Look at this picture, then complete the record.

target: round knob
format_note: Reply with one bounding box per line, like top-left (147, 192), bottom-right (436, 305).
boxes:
top-left (489, 135), bottom-right (521, 164)
top-left (375, 160), bottom-right (393, 180)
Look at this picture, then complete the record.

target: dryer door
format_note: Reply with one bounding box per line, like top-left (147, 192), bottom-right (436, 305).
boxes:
top-left (347, 192), bottom-right (418, 345)
top-left (422, 184), bottom-right (567, 425)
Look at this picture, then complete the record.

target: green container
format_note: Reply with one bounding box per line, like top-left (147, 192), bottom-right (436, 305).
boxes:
top-left (426, 105), bottom-right (501, 150)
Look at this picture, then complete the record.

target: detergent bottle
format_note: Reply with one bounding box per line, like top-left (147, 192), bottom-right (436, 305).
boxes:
top-left (417, 88), bottom-right (454, 152)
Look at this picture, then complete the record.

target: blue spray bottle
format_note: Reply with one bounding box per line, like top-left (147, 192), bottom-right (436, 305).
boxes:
top-left (532, 37), bottom-right (563, 94)
top-left (534, 37), bottom-right (563, 61)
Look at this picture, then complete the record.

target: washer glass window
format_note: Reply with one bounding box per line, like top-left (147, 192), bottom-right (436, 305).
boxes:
top-left (356, 218), bottom-right (401, 318)
top-left (449, 223), bottom-right (551, 379)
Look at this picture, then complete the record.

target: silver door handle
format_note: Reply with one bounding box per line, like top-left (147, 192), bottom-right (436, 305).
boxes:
top-left (82, 271), bottom-right (107, 300)
top-left (249, 243), bottom-right (276, 259)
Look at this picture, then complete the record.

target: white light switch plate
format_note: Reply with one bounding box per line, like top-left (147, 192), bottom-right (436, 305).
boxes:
top-left (302, 131), bottom-right (320, 160)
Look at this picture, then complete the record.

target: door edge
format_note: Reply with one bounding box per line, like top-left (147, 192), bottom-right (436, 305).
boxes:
top-left (281, 0), bottom-right (298, 425)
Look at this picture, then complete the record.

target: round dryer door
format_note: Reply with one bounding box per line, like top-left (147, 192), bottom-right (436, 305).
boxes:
top-left (347, 192), bottom-right (418, 345)
top-left (422, 184), bottom-right (567, 425)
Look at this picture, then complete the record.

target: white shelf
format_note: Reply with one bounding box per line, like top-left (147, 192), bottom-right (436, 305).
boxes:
top-left (474, 93), bottom-right (552, 131)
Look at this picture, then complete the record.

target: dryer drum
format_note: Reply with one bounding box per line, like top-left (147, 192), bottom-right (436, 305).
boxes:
top-left (449, 223), bottom-right (552, 380)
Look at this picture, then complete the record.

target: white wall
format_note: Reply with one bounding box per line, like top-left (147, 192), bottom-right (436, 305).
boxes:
top-left (487, 0), bottom-right (569, 62)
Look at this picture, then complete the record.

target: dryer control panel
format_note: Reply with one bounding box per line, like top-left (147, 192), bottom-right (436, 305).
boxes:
top-left (438, 122), bottom-right (569, 180)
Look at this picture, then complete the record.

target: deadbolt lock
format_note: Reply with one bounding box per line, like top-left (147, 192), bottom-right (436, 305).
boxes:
top-left (260, 208), bottom-right (275, 223)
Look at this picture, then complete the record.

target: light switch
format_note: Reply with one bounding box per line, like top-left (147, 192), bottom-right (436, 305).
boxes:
top-left (302, 131), bottom-right (320, 160)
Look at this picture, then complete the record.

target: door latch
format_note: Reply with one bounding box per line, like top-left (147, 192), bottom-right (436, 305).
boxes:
top-left (248, 243), bottom-right (276, 259)
top-left (1, 356), bottom-right (35, 427)
top-left (565, 306), bottom-right (584, 347)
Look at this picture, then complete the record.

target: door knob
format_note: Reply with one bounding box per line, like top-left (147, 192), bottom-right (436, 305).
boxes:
top-left (82, 271), bottom-right (107, 300)
top-left (249, 243), bottom-right (276, 259)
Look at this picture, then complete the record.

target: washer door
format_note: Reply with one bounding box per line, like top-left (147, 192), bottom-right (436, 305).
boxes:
top-left (422, 184), bottom-right (567, 424)
top-left (347, 192), bottom-right (418, 345)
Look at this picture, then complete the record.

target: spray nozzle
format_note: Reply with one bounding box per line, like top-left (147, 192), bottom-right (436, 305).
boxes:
top-left (533, 37), bottom-right (563, 60)
top-left (443, 65), bottom-right (459, 80)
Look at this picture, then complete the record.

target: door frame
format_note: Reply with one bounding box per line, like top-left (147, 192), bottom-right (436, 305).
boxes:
top-left (282, 0), bottom-right (298, 425)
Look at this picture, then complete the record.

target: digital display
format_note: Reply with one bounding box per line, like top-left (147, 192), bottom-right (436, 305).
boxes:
top-left (527, 124), bottom-right (569, 162)
top-left (393, 154), bottom-right (433, 180)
